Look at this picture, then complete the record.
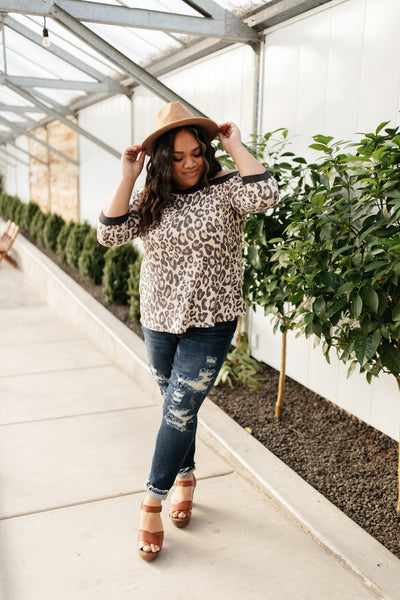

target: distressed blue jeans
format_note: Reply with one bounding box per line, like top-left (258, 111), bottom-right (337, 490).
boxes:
top-left (142, 319), bottom-right (237, 500)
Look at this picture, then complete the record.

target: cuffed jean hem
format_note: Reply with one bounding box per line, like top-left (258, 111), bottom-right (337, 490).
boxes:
top-left (145, 480), bottom-right (170, 501)
top-left (178, 466), bottom-right (195, 478)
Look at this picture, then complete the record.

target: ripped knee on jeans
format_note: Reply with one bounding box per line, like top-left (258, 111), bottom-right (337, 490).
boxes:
top-left (176, 355), bottom-right (218, 393)
top-left (150, 364), bottom-right (169, 387)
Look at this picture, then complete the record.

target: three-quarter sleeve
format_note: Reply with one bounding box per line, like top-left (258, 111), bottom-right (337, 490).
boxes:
top-left (229, 171), bottom-right (279, 215)
top-left (97, 192), bottom-right (141, 247)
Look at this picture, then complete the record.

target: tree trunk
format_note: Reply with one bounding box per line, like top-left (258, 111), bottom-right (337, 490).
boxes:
top-left (275, 327), bottom-right (288, 419)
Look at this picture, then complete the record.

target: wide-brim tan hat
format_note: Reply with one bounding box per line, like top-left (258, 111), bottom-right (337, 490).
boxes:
top-left (142, 102), bottom-right (219, 155)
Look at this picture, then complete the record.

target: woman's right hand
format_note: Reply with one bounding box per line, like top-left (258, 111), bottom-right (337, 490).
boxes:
top-left (121, 145), bottom-right (146, 181)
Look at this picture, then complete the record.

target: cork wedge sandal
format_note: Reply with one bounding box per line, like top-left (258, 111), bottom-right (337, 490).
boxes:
top-left (137, 502), bottom-right (164, 562)
top-left (169, 475), bottom-right (197, 529)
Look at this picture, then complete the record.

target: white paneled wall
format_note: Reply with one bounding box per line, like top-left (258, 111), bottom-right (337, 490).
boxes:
top-left (0, 137), bottom-right (30, 202)
top-left (262, 0), bottom-right (400, 158)
top-left (78, 95), bottom-right (132, 225)
top-left (133, 44), bottom-right (256, 148)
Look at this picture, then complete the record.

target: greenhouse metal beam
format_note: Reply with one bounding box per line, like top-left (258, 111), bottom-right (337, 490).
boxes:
top-left (0, 155), bottom-right (17, 169)
top-left (0, 146), bottom-right (29, 167)
top-left (0, 0), bottom-right (257, 43)
top-left (3, 15), bottom-right (127, 95)
top-left (29, 89), bottom-right (76, 118)
top-left (5, 82), bottom-right (122, 159)
top-left (244, 0), bottom-right (335, 29)
top-left (0, 116), bottom-right (78, 165)
top-left (49, 4), bottom-right (213, 118)
top-left (0, 105), bottom-right (45, 114)
top-left (9, 142), bottom-right (49, 166)
top-left (0, 75), bottom-right (122, 94)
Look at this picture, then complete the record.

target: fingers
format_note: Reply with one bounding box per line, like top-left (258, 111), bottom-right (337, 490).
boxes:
top-left (122, 145), bottom-right (145, 163)
top-left (218, 123), bottom-right (233, 138)
top-left (218, 122), bottom-right (239, 139)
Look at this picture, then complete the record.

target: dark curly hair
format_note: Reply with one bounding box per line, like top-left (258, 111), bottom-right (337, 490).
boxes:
top-left (137, 125), bottom-right (221, 235)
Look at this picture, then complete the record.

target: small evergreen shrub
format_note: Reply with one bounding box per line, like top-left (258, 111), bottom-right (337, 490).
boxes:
top-left (13, 202), bottom-right (24, 226)
top-left (78, 228), bottom-right (108, 284)
top-left (44, 213), bottom-right (65, 252)
top-left (0, 192), bottom-right (6, 217)
top-left (29, 209), bottom-right (48, 245)
top-left (65, 222), bottom-right (91, 269)
top-left (102, 243), bottom-right (139, 304)
top-left (56, 220), bottom-right (75, 262)
top-left (128, 255), bottom-right (142, 323)
top-left (0, 194), bottom-right (21, 221)
top-left (20, 202), bottom-right (40, 232)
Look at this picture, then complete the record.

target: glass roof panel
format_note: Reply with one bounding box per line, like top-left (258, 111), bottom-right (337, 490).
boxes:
top-left (13, 14), bottom-right (125, 77)
top-left (0, 0), bottom-right (266, 144)
top-left (85, 22), bottom-right (182, 64)
top-left (3, 29), bottom-right (98, 82)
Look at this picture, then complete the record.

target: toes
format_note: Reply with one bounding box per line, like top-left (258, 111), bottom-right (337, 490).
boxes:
top-left (170, 510), bottom-right (187, 519)
top-left (139, 542), bottom-right (159, 553)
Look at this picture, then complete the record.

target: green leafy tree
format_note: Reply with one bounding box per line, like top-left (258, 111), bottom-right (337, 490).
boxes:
top-left (272, 124), bottom-right (400, 511)
top-left (218, 131), bottom-right (310, 416)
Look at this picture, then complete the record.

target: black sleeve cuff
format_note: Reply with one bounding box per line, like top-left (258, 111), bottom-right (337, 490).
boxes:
top-left (99, 210), bottom-right (129, 225)
top-left (241, 170), bottom-right (272, 185)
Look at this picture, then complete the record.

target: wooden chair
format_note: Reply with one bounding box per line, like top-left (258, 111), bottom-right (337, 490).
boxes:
top-left (0, 220), bottom-right (20, 268)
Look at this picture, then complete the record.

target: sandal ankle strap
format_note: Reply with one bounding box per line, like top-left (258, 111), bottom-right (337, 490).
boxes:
top-left (140, 501), bottom-right (162, 513)
top-left (175, 475), bottom-right (196, 487)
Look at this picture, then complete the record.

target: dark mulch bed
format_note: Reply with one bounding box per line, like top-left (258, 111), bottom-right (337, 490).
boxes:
top-left (33, 239), bottom-right (400, 559)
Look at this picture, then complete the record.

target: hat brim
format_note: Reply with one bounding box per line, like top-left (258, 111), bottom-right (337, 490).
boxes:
top-left (142, 117), bottom-right (219, 155)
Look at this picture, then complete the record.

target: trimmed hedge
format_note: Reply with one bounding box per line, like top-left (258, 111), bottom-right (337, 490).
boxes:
top-left (56, 220), bottom-right (75, 262)
top-left (29, 209), bottom-right (48, 246)
top-left (78, 228), bottom-right (108, 285)
top-left (44, 213), bottom-right (65, 252)
top-left (102, 243), bottom-right (139, 304)
top-left (65, 222), bottom-right (91, 268)
top-left (0, 192), bottom-right (143, 327)
top-left (20, 202), bottom-right (40, 232)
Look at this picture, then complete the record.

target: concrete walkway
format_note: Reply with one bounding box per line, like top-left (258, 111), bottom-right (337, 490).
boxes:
top-left (1, 243), bottom-right (399, 600)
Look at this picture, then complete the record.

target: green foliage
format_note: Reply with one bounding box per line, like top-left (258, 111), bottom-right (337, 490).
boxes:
top-left (78, 228), bottom-right (108, 285)
top-left (242, 131), bottom-right (309, 332)
top-left (290, 124), bottom-right (400, 383)
top-left (218, 123), bottom-right (400, 388)
top-left (29, 208), bottom-right (48, 245)
top-left (19, 201), bottom-right (40, 232)
top-left (43, 213), bottom-right (65, 252)
top-left (102, 243), bottom-right (139, 304)
top-left (65, 221), bottom-right (91, 269)
top-left (56, 220), bottom-right (75, 262)
top-left (13, 202), bottom-right (24, 226)
top-left (0, 193), bottom-right (22, 222)
top-left (127, 255), bottom-right (142, 323)
top-left (215, 332), bottom-right (260, 390)
top-left (250, 123), bottom-right (400, 385)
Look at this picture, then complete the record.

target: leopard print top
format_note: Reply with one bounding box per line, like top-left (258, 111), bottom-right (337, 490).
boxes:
top-left (98, 170), bottom-right (278, 334)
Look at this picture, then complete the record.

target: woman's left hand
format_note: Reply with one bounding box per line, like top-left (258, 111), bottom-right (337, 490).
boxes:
top-left (218, 122), bottom-right (242, 153)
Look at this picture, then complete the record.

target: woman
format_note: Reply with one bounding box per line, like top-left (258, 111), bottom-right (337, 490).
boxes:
top-left (97, 102), bottom-right (279, 562)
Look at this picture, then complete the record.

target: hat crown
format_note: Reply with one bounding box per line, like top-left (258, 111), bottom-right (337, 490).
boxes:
top-left (155, 102), bottom-right (194, 130)
top-left (141, 101), bottom-right (218, 155)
